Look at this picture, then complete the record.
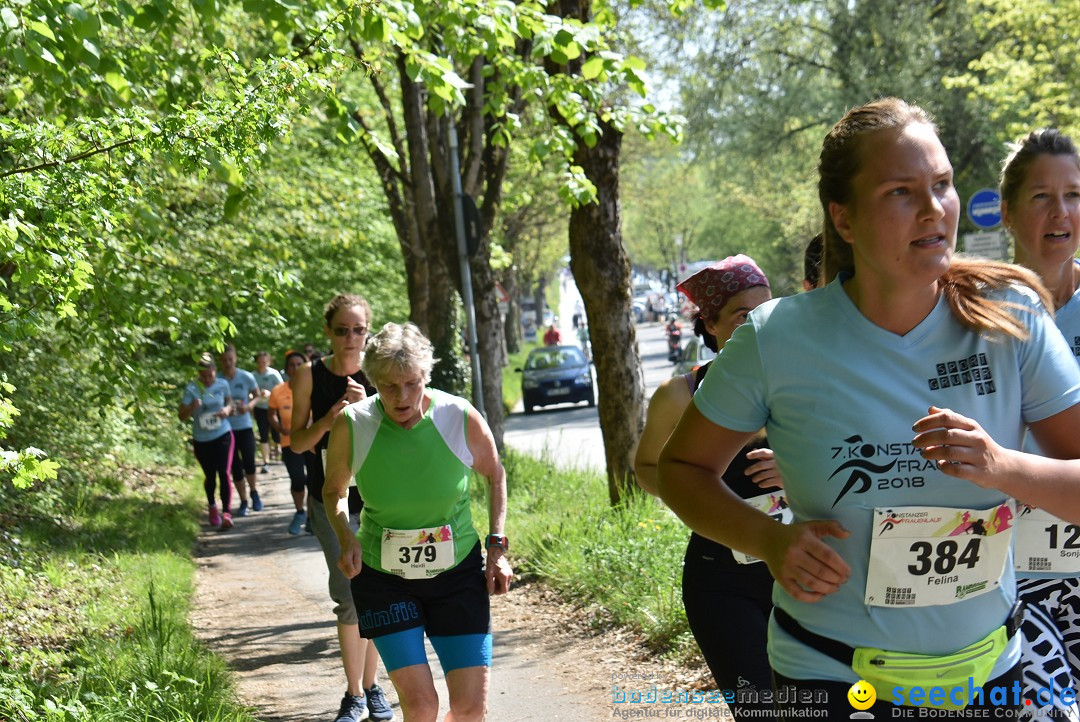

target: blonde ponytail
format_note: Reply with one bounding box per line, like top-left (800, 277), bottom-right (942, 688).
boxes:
top-left (940, 258), bottom-right (1051, 340)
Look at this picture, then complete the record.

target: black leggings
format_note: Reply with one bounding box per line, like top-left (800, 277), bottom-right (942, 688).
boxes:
top-left (773, 664), bottom-right (1024, 719)
top-left (252, 407), bottom-right (280, 444)
top-left (682, 533), bottom-right (776, 720)
top-left (281, 446), bottom-right (307, 494)
top-left (230, 427), bottom-right (257, 482)
top-left (194, 432), bottom-right (233, 509)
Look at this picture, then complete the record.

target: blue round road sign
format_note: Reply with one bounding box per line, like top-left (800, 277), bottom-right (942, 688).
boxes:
top-left (967, 188), bottom-right (1001, 229)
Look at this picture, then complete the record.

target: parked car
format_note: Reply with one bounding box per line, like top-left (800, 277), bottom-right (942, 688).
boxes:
top-left (672, 336), bottom-right (717, 377)
top-left (517, 345), bottom-right (595, 414)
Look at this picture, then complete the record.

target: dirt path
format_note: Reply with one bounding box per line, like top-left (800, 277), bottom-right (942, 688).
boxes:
top-left (191, 464), bottom-right (716, 721)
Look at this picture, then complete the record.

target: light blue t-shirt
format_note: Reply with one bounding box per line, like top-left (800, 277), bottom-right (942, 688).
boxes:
top-left (181, 377), bottom-right (233, 443)
top-left (1019, 261), bottom-right (1080, 579)
top-left (252, 368), bottom-right (284, 409)
top-left (222, 369), bottom-right (259, 431)
top-left (694, 276), bottom-right (1080, 684)
top-left (1053, 262), bottom-right (1080, 361)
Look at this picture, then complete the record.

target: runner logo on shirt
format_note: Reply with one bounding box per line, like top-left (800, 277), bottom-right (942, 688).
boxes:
top-left (926, 354), bottom-right (995, 395)
top-left (829, 435), bottom-right (934, 507)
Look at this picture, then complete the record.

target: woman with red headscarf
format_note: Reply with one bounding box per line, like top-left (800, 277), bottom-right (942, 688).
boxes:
top-left (635, 255), bottom-right (783, 718)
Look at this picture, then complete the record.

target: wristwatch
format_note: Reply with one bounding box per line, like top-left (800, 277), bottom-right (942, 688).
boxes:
top-left (485, 533), bottom-right (509, 551)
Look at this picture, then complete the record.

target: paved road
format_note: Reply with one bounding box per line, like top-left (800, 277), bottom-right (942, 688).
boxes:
top-left (504, 280), bottom-right (676, 471)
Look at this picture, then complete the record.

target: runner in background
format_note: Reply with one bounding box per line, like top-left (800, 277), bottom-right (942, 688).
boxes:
top-left (179, 353), bottom-right (235, 530)
top-left (659, 97), bottom-right (1080, 719)
top-left (253, 350), bottom-right (284, 473)
top-left (269, 351), bottom-right (309, 536)
top-left (324, 322), bottom-right (512, 722)
top-left (635, 256), bottom-right (779, 718)
top-left (1001, 128), bottom-right (1080, 720)
top-left (220, 344), bottom-right (262, 516)
top-left (290, 294), bottom-right (392, 722)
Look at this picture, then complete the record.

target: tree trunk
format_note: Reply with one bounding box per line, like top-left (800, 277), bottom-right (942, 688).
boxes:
top-left (469, 247), bottom-right (506, 450)
top-left (398, 53), bottom-right (447, 343)
top-left (568, 123), bottom-right (645, 505)
top-left (533, 275), bottom-right (547, 331)
top-left (502, 267), bottom-right (521, 355)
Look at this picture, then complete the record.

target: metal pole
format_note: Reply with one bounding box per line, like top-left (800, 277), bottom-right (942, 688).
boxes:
top-left (448, 115), bottom-right (486, 417)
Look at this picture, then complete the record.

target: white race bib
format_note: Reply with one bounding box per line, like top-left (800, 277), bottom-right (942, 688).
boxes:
top-left (197, 412), bottom-right (222, 432)
top-left (1014, 505), bottom-right (1080, 574)
top-left (380, 525), bottom-right (455, 579)
top-left (865, 502), bottom-right (1014, 608)
top-left (733, 491), bottom-right (793, 565)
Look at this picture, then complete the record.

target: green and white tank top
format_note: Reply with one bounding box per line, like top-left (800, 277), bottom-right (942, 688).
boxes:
top-left (343, 388), bottom-right (477, 574)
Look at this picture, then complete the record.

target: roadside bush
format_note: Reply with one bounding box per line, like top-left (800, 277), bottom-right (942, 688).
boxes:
top-left (474, 449), bottom-right (696, 657)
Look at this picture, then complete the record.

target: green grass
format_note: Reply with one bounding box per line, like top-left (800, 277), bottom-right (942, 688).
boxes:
top-left (500, 339), bottom-right (541, 414)
top-left (0, 458), bottom-right (257, 722)
top-left (472, 448), bottom-right (697, 660)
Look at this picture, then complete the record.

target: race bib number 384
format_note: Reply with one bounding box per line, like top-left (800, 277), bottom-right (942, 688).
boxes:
top-left (865, 502), bottom-right (1014, 608)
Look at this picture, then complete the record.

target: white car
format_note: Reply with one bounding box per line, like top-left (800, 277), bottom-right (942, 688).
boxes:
top-left (672, 336), bottom-right (716, 377)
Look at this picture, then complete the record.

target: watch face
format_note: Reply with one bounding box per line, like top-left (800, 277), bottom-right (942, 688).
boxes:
top-left (486, 534), bottom-right (508, 550)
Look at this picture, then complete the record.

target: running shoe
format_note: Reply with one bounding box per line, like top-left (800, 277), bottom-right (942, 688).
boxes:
top-left (220, 512), bottom-right (234, 530)
top-left (333, 692), bottom-right (367, 722)
top-left (237, 500), bottom-right (250, 517)
top-left (208, 505), bottom-right (221, 528)
top-left (365, 684), bottom-right (394, 721)
top-left (260, 465), bottom-right (268, 474)
top-left (251, 490), bottom-right (263, 511)
top-left (288, 511), bottom-right (306, 536)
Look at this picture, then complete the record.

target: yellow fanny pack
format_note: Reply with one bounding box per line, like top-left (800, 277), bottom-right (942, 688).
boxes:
top-left (775, 604), bottom-right (1021, 710)
top-left (851, 624), bottom-right (1008, 710)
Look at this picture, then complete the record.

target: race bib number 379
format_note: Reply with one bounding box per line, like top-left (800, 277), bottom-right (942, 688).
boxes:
top-left (380, 525), bottom-right (454, 579)
top-left (864, 502), bottom-right (1014, 608)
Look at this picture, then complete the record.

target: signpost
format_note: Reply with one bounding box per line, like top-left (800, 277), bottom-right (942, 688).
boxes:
top-left (967, 188), bottom-right (1002, 229)
top-left (963, 188), bottom-right (1008, 260)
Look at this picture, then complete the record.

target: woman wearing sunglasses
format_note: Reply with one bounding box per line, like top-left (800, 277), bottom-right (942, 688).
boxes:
top-left (291, 293), bottom-right (394, 722)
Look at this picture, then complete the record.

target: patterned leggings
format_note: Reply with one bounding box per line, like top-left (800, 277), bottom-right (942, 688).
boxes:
top-left (1019, 577), bottom-right (1080, 721)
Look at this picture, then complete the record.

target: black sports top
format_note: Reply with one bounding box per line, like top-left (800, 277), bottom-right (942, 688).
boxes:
top-left (685, 361), bottom-right (775, 574)
top-left (306, 356), bottom-right (376, 507)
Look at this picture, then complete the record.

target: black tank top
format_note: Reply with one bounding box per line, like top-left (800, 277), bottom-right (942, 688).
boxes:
top-left (309, 357), bottom-right (376, 452)
top-left (689, 362), bottom-right (770, 500)
top-left (685, 361), bottom-right (776, 575)
top-left (306, 356), bottom-right (376, 508)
